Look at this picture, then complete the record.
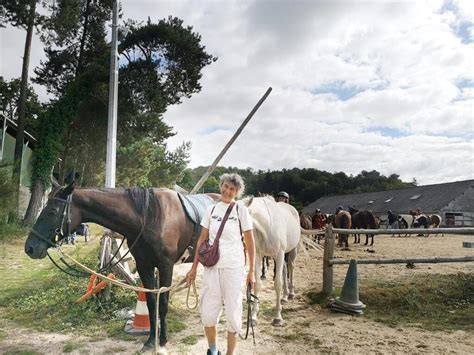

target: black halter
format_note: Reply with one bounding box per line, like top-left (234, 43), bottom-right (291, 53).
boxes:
top-left (30, 194), bottom-right (73, 247)
top-left (30, 193), bottom-right (90, 277)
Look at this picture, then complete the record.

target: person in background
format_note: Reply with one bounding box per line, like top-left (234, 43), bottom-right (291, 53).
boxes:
top-left (312, 208), bottom-right (327, 229)
top-left (186, 173), bottom-right (256, 355)
top-left (276, 191), bottom-right (289, 203)
top-left (387, 210), bottom-right (399, 229)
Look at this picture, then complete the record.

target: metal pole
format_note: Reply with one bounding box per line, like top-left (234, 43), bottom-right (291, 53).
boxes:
top-left (189, 87), bottom-right (272, 195)
top-left (105, 0), bottom-right (119, 188)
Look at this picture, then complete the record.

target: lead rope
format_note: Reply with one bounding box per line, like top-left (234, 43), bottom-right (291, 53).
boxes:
top-left (240, 282), bottom-right (258, 345)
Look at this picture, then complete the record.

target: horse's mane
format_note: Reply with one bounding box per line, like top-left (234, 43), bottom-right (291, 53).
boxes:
top-left (126, 187), bottom-right (160, 226)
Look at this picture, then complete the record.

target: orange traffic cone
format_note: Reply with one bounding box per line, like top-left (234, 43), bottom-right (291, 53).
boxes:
top-left (124, 284), bottom-right (151, 334)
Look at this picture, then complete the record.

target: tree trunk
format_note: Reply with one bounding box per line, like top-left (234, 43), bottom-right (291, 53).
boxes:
top-left (23, 179), bottom-right (44, 225)
top-left (12, 1), bottom-right (36, 216)
top-left (76, 0), bottom-right (91, 76)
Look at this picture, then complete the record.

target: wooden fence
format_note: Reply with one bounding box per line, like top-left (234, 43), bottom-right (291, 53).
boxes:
top-left (321, 226), bottom-right (474, 295)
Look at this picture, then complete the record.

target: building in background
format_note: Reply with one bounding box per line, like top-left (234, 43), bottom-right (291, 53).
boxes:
top-left (0, 113), bottom-right (36, 217)
top-left (304, 180), bottom-right (474, 227)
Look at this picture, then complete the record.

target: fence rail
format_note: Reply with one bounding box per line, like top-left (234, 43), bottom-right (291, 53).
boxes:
top-left (332, 227), bottom-right (474, 235)
top-left (321, 226), bottom-right (474, 295)
top-left (330, 256), bottom-right (474, 265)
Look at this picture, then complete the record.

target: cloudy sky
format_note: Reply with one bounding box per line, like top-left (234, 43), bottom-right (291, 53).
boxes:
top-left (2, 0), bottom-right (473, 185)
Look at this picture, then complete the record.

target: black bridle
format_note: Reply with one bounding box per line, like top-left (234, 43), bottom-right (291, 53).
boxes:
top-left (30, 189), bottom-right (150, 278)
top-left (30, 194), bottom-right (73, 248)
top-left (29, 194), bottom-right (90, 277)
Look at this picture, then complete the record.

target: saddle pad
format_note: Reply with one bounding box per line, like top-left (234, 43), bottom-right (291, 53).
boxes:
top-left (177, 192), bottom-right (216, 225)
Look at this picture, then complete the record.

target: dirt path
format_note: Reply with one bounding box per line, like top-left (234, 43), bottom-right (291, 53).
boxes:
top-left (1, 234), bottom-right (473, 354)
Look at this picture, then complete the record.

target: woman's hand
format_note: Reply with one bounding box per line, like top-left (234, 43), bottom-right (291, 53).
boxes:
top-left (186, 267), bottom-right (197, 286)
top-left (246, 270), bottom-right (255, 289)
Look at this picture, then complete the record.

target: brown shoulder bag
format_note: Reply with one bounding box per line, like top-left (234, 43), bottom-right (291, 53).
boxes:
top-left (198, 202), bottom-right (235, 267)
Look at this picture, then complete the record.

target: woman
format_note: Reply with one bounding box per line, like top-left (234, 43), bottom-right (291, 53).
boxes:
top-left (186, 173), bottom-right (256, 355)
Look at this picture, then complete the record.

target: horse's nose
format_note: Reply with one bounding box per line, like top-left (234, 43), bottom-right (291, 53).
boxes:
top-left (26, 245), bottom-right (34, 256)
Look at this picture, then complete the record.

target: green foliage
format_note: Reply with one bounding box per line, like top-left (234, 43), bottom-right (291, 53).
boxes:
top-left (0, 77), bottom-right (43, 136)
top-left (116, 139), bottom-right (190, 187)
top-left (179, 166), bottom-right (414, 209)
top-left (0, 0), bottom-right (46, 29)
top-left (30, 8), bottom-right (215, 189)
top-left (182, 335), bottom-right (199, 345)
top-left (62, 340), bottom-right (84, 353)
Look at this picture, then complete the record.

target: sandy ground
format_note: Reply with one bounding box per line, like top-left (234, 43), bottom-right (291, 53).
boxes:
top-left (1, 233), bottom-right (473, 354)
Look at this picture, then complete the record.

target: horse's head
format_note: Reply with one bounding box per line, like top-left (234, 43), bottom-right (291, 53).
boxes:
top-left (348, 206), bottom-right (358, 215)
top-left (25, 181), bottom-right (81, 259)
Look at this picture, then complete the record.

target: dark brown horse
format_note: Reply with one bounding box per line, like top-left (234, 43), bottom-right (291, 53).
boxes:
top-left (349, 207), bottom-right (378, 246)
top-left (24, 182), bottom-right (219, 352)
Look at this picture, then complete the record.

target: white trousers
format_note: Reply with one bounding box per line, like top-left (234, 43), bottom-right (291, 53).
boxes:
top-left (200, 266), bottom-right (246, 333)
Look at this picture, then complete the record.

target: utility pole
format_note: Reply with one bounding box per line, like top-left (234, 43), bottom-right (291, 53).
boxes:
top-left (105, 0), bottom-right (119, 188)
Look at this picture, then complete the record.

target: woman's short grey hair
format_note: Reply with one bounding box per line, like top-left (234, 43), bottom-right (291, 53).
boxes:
top-left (220, 173), bottom-right (245, 198)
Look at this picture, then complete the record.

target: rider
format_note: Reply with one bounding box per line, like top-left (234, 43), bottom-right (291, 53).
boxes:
top-left (276, 191), bottom-right (289, 203)
top-left (312, 208), bottom-right (327, 229)
top-left (335, 205), bottom-right (344, 215)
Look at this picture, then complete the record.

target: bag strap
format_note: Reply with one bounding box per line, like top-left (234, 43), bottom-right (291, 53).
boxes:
top-left (214, 202), bottom-right (235, 243)
top-left (236, 204), bottom-right (243, 235)
top-left (236, 204), bottom-right (247, 265)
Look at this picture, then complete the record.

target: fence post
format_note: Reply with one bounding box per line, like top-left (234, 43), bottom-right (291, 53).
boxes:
top-left (322, 226), bottom-right (334, 295)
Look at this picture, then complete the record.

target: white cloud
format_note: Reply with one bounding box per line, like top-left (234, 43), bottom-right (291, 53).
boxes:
top-left (1, 0), bottom-right (473, 186)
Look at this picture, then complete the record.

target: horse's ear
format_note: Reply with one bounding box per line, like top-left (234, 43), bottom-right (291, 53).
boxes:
top-left (246, 196), bottom-right (254, 207)
top-left (63, 180), bottom-right (76, 196)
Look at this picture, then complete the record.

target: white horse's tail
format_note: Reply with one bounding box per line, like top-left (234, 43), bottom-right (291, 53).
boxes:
top-left (301, 234), bottom-right (323, 252)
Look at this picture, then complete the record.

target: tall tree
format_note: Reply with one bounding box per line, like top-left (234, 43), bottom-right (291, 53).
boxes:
top-left (24, 9), bottom-right (217, 222)
top-left (1, 0), bottom-right (43, 218)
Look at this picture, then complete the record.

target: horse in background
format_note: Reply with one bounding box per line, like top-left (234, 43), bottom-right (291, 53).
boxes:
top-left (24, 182), bottom-right (220, 352)
top-left (413, 214), bottom-right (442, 236)
top-left (244, 195), bottom-right (301, 326)
top-left (299, 212), bottom-right (312, 229)
top-left (327, 210), bottom-right (352, 248)
top-left (349, 207), bottom-right (378, 246)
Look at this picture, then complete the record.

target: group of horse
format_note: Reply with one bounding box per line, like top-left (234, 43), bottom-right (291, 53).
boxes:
top-left (300, 207), bottom-right (443, 249)
top-left (24, 183), bottom-right (302, 352)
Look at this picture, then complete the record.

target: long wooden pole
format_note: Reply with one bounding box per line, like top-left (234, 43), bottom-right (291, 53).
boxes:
top-left (190, 87), bottom-right (272, 195)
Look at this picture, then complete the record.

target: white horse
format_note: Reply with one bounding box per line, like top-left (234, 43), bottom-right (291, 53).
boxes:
top-left (244, 196), bottom-right (301, 326)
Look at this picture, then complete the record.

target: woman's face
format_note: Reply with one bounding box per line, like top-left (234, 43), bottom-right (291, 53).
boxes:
top-left (220, 181), bottom-right (239, 203)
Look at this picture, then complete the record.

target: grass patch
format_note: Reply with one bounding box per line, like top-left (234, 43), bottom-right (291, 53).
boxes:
top-left (307, 272), bottom-right (473, 332)
top-left (182, 335), bottom-right (199, 345)
top-left (0, 231), bottom-right (190, 342)
top-left (0, 222), bottom-right (29, 242)
top-left (361, 273), bottom-right (474, 331)
top-left (63, 340), bottom-right (84, 353)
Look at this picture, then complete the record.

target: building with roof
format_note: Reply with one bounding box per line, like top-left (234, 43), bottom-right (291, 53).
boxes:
top-left (1, 113), bottom-right (37, 216)
top-left (303, 179), bottom-right (474, 227)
